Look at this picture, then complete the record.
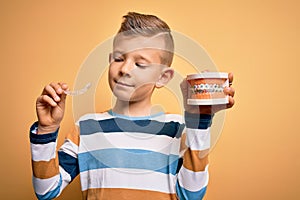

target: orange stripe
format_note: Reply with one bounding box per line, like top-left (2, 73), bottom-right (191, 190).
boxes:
top-left (182, 148), bottom-right (209, 172)
top-left (66, 125), bottom-right (80, 146)
top-left (82, 188), bottom-right (178, 200)
top-left (31, 156), bottom-right (59, 179)
top-left (180, 133), bottom-right (187, 152)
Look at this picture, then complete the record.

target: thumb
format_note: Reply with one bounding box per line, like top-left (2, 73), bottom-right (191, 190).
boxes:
top-left (58, 92), bottom-right (67, 107)
top-left (180, 78), bottom-right (190, 109)
top-left (57, 82), bottom-right (68, 108)
top-left (180, 78), bottom-right (188, 97)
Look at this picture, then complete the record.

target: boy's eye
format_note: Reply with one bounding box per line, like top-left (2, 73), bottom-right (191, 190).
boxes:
top-left (135, 63), bottom-right (149, 68)
top-left (114, 57), bottom-right (124, 62)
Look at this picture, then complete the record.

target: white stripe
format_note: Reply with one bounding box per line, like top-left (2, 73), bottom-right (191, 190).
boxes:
top-left (31, 142), bottom-right (56, 161)
top-left (80, 168), bottom-right (177, 193)
top-left (185, 128), bottom-right (210, 150)
top-left (79, 132), bottom-right (180, 155)
top-left (58, 166), bottom-right (72, 195)
top-left (59, 139), bottom-right (78, 158)
top-left (32, 167), bottom-right (72, 196)
top-left (76, 112), bottom-right (113, 126)
top-left (178, 165), bottom-right (209, 192)
top-left (33, 174), bottom-right (60, 195)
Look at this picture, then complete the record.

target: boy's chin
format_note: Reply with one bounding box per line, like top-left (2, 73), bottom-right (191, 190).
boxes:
top-left (114, 96), bottom-right (131, 102)
top-left (113, 93), bottom-right (145, 103)
top-left (112, 91), bottom-right (133, 102)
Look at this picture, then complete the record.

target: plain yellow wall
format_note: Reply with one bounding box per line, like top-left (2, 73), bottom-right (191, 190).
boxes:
top-left (1, 0), bottom-right (299, 199)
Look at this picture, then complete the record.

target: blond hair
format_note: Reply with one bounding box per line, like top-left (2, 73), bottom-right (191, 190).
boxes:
top-left (114, 12), bottom-right (174, 66)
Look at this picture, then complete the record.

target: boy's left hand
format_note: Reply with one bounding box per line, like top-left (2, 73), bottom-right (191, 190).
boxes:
top-left (180, 72), bottom-right (235, 115)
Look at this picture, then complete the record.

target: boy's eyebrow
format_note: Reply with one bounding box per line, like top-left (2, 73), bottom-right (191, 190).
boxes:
top-left (136, 54), bottom-right (152, 63)
top-left (112, 50), bottom-right (154, 63)
top-left (112, 50), bottom-right (123, 56)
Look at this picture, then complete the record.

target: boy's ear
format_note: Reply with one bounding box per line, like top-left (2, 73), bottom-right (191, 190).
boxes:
top-left (156, 68), bottom-right (174, 88)
top-left (109, 53), bottom-right (113, 63)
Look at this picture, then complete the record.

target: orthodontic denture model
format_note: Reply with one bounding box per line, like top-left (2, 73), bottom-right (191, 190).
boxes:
top-left (193, 83), bottom-right (224, 94)
top-left (187, 72), bottom-right (229, 105)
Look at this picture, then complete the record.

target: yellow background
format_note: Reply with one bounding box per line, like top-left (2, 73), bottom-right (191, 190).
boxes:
top-left (1, 0), bottom-right (299, 199)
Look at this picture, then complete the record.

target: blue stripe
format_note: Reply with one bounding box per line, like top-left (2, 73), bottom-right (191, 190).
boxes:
top-left (35, 174), bottom-right (62, 200)
top-left (58, 151), bottom-right (79, 181)
top-left (79, 118), bottom-right (184, 138)
top-left (176, 183), bottom-right (207, 200)
top-left (30, 122), bottom-right (58, 144)
top-left (184, 112), bottom-right (213, 129)
top-left (78, 148), bottom-right (179, 175)
top-left (176, 157), bottom-right (183, 174)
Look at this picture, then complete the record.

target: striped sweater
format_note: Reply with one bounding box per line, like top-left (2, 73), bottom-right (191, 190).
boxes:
top-left (30, 110), bottom-right (212, 200)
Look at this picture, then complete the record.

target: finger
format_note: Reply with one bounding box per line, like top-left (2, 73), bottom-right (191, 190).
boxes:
top-left (37, 94), bottom-right (57, 107)
top-left (180, 78), bottom-right (188, 93)
top-left (180, 79), bottom-right (188, 100)
top-left (58, 82), bottom-right (69, 91)
top-left (201, 69), bottom-right (210, 73)
top-left (58, 82), bottom-right (68, 99)
top-left (57, 82), bottom-right (68, 106)
top-left (228, 72), bottom-right (234, 85)
top-left (224, 86), bottom-right (235, 97)
top-left (50, 82), bottom-right (64, 95)
top-left (226, 96), bottom-right (235, 109)
top-left (42, 84), bottom-right (61, 102)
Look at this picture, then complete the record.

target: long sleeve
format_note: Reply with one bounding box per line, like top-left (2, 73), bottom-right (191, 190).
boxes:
top-left (176, 112), bottom-right (213, 200)
top-left (29, 122), bottom-right (80, 200)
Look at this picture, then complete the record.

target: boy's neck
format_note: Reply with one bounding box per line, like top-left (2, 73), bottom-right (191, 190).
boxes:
top-left (112, 98), bottom-right (153, 117)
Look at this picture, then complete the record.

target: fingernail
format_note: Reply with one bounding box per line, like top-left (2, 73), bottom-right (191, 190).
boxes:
top-left (55, 96), bottom-right (60, 101)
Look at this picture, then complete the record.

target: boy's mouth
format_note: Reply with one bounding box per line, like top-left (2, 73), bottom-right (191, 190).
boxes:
top-left (114, 80), bottom-right (134, 87)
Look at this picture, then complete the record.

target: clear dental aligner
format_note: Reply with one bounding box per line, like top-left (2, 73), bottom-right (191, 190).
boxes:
top-left (191, 83), bottom-right (224, 94)
top-left (64, 82), bottom-right (92, 96)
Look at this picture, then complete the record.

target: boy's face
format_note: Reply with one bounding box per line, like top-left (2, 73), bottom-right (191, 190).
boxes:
top-left (108, 35), bottom-right (168, 102)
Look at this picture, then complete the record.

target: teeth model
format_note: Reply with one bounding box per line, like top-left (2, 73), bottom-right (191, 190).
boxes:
top-left (192, 83), bottom-right (224, 93)
top-left (186, 72), bottom-right (229, 105)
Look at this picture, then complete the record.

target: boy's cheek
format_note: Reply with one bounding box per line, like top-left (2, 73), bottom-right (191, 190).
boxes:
top-left (135, 69), bottom-right (162, 81)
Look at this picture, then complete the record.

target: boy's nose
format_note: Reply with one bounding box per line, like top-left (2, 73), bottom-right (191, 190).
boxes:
top-left (120, 61), bottom-right (134, 75)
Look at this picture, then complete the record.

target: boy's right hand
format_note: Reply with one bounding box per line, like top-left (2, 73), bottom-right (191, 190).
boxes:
top-left (36, 82), bottom-right (68, 134)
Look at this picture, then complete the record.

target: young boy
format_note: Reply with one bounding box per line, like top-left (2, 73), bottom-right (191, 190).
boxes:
top-left (30, 12), bottom-right (235, 200)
